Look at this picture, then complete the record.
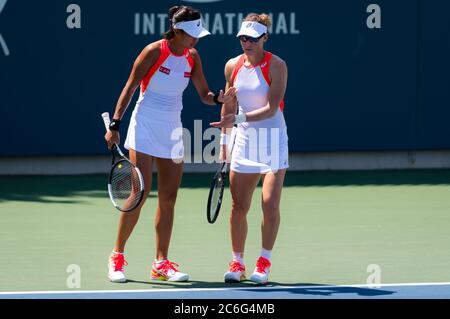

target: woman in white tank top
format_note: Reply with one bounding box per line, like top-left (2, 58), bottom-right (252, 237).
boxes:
top-left (104, 5), bottom-right (235, 283)
top-left (211, 14), bottom-right (289, 285)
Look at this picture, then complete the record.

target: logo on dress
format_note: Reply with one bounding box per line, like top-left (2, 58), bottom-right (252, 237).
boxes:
top-left (261, 61), bottom-right (268, 68)
top-left (184, 72), bottom-right (191, 78)
top-left (159, 66), bottom-right (171, 75)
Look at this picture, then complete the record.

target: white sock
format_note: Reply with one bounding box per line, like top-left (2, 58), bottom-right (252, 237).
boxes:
top-left (260, 248), bottom-right (272, 261)
top-left (154, 259), bottom-right (166, 264)
top-left (232, 252), bottom-right (244, 265)
top-left (111, 250), bottom-right (123, 255)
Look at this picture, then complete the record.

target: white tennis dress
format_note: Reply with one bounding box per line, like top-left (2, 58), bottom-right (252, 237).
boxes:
top-left (124, 39), bottom-right (193, 160)
top-left (231, 52), bottom-right (289, 174)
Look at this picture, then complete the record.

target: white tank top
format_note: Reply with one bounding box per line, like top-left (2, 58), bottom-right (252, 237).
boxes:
top-left (134, 39), bottom-right (194, 121)
top-left (232, 52), bottom-right (286, 130)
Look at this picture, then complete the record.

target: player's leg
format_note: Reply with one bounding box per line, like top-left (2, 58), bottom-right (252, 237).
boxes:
top-left (114, 149), bottom-right (154, 251)
top-left (150, 157), bottom-right (188, 281)
top-left (108, 149), bottom-right (154, 282)
top-left (250, 169), bottom-right (286, 284)
top-left (224, 171), bottom-right (260, 282)
top-left (260, 169), bottom-right (286, 250)
top-left (229, 171), bottom-right (261, 253)
top-left (154, 157), bottom-right (183, 260)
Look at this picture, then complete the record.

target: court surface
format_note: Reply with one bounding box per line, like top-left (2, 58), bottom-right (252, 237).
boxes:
top-left (1, 170), bottom-right (449, 299)
top-left (1, 283), bottom-right (450, 299)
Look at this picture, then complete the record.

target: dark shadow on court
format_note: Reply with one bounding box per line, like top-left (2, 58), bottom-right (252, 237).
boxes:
top-left (121, 279), bottom-right (394, 297)
top-left (281, 169), bottom-right (450, 187)
top-left (1, 169), bottom-right (449, 203)
top-left (0, 175), bottom-right (157, 203)
top-left (126, 279), bottom-right (255, 289)
top-left (180, 169), bottom-right (450, 188)
top-left (242, 282), bottom-right (395, 297)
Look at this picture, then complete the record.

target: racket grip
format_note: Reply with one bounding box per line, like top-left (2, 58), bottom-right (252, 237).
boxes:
top-left (101, 112), bottom-right (111, 132)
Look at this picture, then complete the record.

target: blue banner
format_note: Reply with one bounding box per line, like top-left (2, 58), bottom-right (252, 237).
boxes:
top-left (1, 0), bottom-right (449, 156)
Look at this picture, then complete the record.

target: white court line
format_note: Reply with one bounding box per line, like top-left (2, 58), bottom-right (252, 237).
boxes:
top-left (1, 282), bottom-right (450, 296)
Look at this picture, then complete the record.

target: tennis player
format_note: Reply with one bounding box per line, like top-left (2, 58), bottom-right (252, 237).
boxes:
top-left (105, 5), bottom-right (235, 283)
top-left (211, 13), bottom-right (288, 284)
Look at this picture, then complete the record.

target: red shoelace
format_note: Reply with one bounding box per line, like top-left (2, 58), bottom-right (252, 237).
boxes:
top-left (255, 257), bottom-right (271, 274)
top-left (111, 254), bottom-right (128, 272)
top-left (156, 260), bottom-right (180, 274)
top-left (229, 260), bottom-right (245, 273)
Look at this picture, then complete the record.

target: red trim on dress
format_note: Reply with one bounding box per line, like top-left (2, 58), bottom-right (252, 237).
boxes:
top-left (260, 52), bottom-right (284, 112)
top-left (231, 54), bottom-right (246, 86)
top-left (185, 49), bottom-right (194, 70)
top-left (259, 52), bottom-right (272, 85)
top-left (140, 40), bottom-right (171, 95)
top-left (232, 52), bottom-right (285, 111)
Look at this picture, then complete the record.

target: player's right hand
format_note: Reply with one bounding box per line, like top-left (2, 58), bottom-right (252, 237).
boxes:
top-left (105, 130), bottom-right (120, 150)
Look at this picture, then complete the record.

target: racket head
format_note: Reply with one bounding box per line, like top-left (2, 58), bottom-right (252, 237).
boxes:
top-left (206, 163), bottom-right (227, 224)
top-left (108, 159), bottom-right (145, 212)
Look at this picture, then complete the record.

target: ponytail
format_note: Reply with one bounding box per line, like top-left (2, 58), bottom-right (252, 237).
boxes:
top-left (162, 5), bottom-right (202, 39)
top-left (163, 5), bottom-right (181, 39)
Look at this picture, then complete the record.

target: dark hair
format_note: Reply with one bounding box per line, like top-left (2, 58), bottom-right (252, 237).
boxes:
top-left (163, 6), bottom-right (202, 39)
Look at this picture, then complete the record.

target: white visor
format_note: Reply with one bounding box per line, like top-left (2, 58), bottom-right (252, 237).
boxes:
top-left (173, 19), bottom-right (210, 38)
top-left (236, 21), bottom-right (268, 38)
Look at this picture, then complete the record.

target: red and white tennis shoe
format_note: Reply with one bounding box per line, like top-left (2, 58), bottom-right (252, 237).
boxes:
top-left (224, 260), bottom-right (246, 283)
top-left (108, 252), bottom-right (127, 283)
top-left (249, 256), bottom-right (271, 284)
top-left (151, 260), bottom-right (189, 282)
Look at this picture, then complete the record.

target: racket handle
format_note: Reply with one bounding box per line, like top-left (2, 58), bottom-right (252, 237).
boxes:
top-left (101, 112), bottom-right (111, 132)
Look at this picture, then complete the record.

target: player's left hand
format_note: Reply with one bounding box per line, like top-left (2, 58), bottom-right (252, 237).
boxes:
top-left (210, 113), bottom-right (235, 128)
top-left (220, 87), bottom-right (237, 104)
top-left (209, 87), bottom-right (237, 105)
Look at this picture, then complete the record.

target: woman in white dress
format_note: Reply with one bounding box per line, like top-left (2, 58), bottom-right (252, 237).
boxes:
top-left (211, 13), bottom-right (289, 285)
top-left (105, 5), bottom-right (235, 283)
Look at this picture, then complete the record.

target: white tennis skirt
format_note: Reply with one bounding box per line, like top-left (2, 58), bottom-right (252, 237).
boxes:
top-left (124, 108), bottom-right (184, 160)
top-left (230, 125), bottom-right (289, 174)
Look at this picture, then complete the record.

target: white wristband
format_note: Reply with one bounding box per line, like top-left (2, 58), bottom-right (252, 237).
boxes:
top-left (234, 112), bottom-right (246, 124)
top-left (219, 133), bottom-right (228, 146)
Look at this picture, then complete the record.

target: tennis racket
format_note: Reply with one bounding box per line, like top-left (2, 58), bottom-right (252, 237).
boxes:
top-left (101, 112), bottom-right (145, 212)
top-left (206, 126), bottom-right (237, 224)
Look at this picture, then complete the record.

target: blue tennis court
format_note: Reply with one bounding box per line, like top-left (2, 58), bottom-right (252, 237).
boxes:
top-left (1, 282), bottom-right (450, 299)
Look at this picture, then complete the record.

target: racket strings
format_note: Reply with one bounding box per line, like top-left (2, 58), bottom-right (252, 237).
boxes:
top-left (211, 179), bottom-right (223, 210)
top-left (207, 172), bottom-right (225, 223)
top-left (110, 161), bottom-right (142, 209)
